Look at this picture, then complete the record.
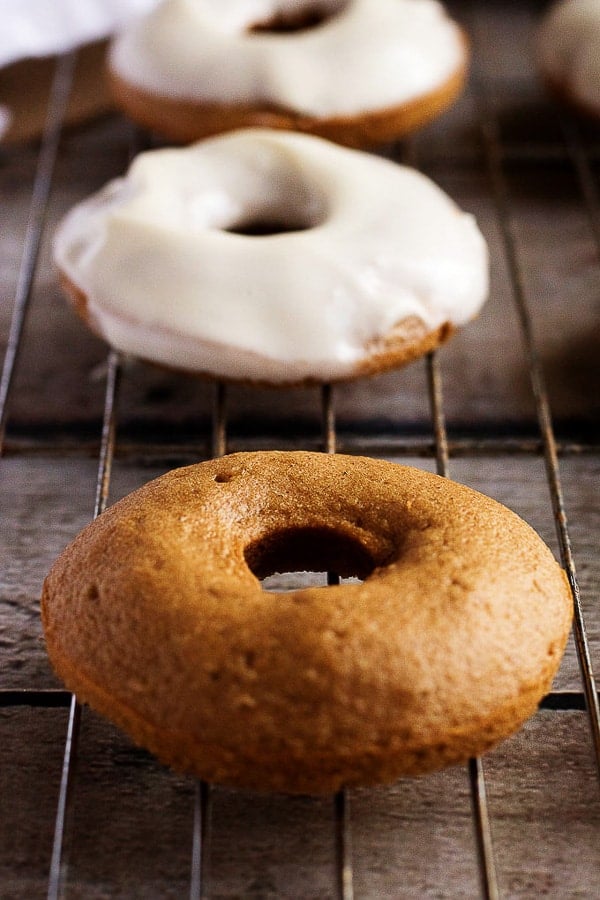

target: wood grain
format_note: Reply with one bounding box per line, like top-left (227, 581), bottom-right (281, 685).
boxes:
top-left (1, 0), bottom-right (599, 896)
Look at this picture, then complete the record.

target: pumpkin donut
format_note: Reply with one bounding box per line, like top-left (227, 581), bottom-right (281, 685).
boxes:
top-left (41, 451), bottom-right (572, 795)
top-left (53, 128), bottom-right (488, 385)
top-left (537, 0), bottom-right (600, 119)
top-left (108, 0), bottom-right (468, 147)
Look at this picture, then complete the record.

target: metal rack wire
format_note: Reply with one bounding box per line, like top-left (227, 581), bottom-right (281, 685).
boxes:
top-left (1, 4), bottom-right (599, 895)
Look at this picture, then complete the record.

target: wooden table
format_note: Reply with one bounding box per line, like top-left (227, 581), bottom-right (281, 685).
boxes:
top-left (1, 1), bottom-right (599, 896)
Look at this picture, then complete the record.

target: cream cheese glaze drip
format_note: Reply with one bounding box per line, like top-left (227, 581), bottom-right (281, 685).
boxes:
top-left (537, 0), bottom-right (600, 113)
top-left (54, 129), bottom-right (489, 382)
top-left (109, 0), bottom-right (466, 117)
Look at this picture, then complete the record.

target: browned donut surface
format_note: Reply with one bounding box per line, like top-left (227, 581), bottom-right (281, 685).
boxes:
top-left (108, 60), bottom-right (467, 149)
top-left (41, 451), bottom-right (572, 794)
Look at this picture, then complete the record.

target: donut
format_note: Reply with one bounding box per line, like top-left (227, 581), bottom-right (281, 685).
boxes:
top-left (54, 128), bottom-right (488, 385)
top-left (107, 0), bottom-right (469, 147)
top-left (537, 0), bottom-right (600, 118)
top-left (41, 451), bottom-right (572, 795)
top-left (0, 42), bottom-right (112, 146)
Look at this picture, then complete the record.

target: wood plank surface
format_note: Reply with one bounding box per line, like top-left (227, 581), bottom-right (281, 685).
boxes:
top-left (1, 0), bottom-right (599, 897)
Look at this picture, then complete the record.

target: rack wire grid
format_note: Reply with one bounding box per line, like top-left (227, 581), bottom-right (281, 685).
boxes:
top-left (1, 1), bottom-right (599, 897)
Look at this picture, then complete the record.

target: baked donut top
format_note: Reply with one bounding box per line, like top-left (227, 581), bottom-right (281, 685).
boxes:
top-left (537, 0), bottom-right (600, 113)
top-left (54, 129), bottom-right (488, 382)
top-left (109, 0), bottom-right (466, 118)
top-left (41, 451), bottom-right (572, 792)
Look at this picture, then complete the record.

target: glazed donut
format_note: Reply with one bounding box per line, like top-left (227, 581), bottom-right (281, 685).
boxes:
top-left (537, 0), bottom-right (600, 117)
top-left (41, 451), bottom-right (572, 795)
top-left (107, 0), bottom-right (468, 147)
top-left (54, 128), bottom-right (488, 385)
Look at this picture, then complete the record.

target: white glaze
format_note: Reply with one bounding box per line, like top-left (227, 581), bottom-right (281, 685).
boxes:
top-left (54, 129), bottom-right (488, 382)
top-left (537, 0), bottom-right (600, 113)
top-left (109, 0), bottom-right (465, 118)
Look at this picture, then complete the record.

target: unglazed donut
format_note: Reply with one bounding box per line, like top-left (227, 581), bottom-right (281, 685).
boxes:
top-left (537, 0), bottom-right (600, 117)
top-left (41, 451), bottom-right (572, 795)
top-left (54, 128), bottom-right (488, 385)
top-left (108, 0), bottom-right (468, 147)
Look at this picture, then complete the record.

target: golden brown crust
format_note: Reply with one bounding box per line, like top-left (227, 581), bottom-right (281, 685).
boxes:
top-left (58, 271), bottom-right (456, 386)
top-left (108, 61), bottom-right (467, 149)
top-left (41, 451), bottom-right (572, 794)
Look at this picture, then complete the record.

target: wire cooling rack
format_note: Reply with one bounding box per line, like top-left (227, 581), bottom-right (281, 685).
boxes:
top-left (1, 1), bottom-right (599, 897)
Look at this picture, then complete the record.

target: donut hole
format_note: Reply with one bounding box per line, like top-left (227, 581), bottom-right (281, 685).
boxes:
top-left (245, 526), bottom-right (376, 588)
top-left (250, 1), bottom-right (348, 34)
top-left (206, 144), bottom-right (330, 238)
top-left (225, 217), bottom-right (312, 237)
top-left (224, 196), bottom-right (327, 237)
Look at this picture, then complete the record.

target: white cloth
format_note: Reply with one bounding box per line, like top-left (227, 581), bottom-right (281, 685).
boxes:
top-left (0, 0), bottom-right (159, 68)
